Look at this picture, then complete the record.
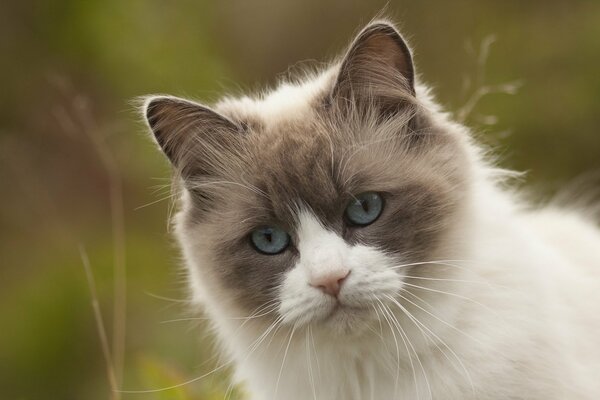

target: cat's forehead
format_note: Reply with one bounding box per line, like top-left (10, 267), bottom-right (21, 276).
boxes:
top-left (212, 105), bottom-right (412, 226)
top-left (206, 77), bottom-right (453, 228)
top-left (246, 121), bottom-right (344, 225)
top-left (212, 82), bottom-right (347, 217)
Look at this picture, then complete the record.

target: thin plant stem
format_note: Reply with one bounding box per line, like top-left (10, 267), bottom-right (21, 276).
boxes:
top-left (80, 245), bottom-right (120, 400)
top-left (75, 97), bottom-right (127, 386)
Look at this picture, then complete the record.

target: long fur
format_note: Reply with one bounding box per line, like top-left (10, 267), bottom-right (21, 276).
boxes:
top-left (143, 20), bottom-right (600, 400)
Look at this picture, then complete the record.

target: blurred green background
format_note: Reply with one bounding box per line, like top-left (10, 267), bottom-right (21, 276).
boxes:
top-left (1, 1), bottom-right (599, 399)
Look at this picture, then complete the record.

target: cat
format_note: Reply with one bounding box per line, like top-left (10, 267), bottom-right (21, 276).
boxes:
top-left (142, 20), bottom-right (600, 400)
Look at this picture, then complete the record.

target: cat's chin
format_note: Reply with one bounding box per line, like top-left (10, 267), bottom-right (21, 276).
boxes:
top-left (313, 304), bottom-right (376, 337)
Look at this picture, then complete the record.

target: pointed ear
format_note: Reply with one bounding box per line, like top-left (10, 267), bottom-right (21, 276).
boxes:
top-left (143, 96), bottom-right (243, 179)
top-left (331, 21), bottom-right (416, 116)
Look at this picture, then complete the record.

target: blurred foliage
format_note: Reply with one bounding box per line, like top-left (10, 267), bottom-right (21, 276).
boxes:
top-left (0, 0), bottom-right (598, 399)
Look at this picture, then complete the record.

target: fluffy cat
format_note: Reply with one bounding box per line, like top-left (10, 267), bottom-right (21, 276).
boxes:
top-left (142, 20), bottom-right (600, 399)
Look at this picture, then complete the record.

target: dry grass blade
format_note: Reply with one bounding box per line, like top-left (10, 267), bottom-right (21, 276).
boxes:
top-left (79, 245), bottom-right (121, 400)
top-left (74, 96), bottom-right (128, 385)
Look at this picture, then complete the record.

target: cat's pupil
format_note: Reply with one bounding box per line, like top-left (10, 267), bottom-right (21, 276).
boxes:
top-left (361, 200), bottom-right (369, 213)
top-left (265, 232), bottom-right (272, 242)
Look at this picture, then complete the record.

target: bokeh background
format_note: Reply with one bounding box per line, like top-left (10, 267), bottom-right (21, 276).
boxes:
top-left (1, 1), bottom-right (599, 399)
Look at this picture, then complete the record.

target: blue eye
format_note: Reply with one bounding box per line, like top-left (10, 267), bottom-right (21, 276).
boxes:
top-left (345, 192), bottom-right (384, 226)
top-left (250, 227), bottom-right (290, 255)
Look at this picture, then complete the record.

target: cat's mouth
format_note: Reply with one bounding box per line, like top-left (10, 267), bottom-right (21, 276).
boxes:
top-left (315, 301), bottom-right (375, 334)
top-left (318, 299), bottom-right (371, 322)
top-left (277, 293), bottom-right (378, 332)
top-left (327, 301), bottom-right (362, 316)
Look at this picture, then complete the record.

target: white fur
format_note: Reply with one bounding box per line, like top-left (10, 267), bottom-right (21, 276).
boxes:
top-left (279, 211), bottom-right (404, 332)
top-left (173, 75), bottom-right (600, 399)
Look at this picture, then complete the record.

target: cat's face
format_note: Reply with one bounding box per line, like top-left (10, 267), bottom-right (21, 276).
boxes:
top-left (145, 22), bottom-right (471, 335)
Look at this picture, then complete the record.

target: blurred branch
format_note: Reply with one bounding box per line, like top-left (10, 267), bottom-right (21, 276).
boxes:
top-left (80, 245), bottom-right (120, 400)
top-left (456, 35), bottom-right (522, 124)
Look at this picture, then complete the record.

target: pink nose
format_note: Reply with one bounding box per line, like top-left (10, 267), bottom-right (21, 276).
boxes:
top-left (310, 270), bottom-right (350, 297)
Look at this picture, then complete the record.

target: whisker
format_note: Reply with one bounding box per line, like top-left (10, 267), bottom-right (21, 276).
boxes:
top-left (375, 299), bottom-right (406, 397)
top-left (187, 180), bottom-right (269, 200)
top-left (371, 302), bottom-right (384, 340)
top-left (400, 289), bottom-right (492, 350)
top-left (134, 191), bottom-right (180, 210)
top-left (248, 316), bottom-right (285, 356)
top-left (308, 324), bottom-right (321, 379)
top-left (402, 275), bottom-right (502, 289)
top-left (380, 300), bottom-right (431, 400)
top-left (118, 360), bottom-right (233, 394)
top-left (386, 294), bottom-right (476, 397)
top-left (402, 282), bottom-right (499, 316)
top-left (305, 326), bottom-right (317, 400)
top-left (214, 300), bottom-right (280, 368)
top-left (390, 259), bottom-right (475, 271)
top-left (224, 315), bottom-right (285, 399)
top-left (368, 302), bottom-right (395, 387)
top-left (274, 324), bottom-right (296, 398)
top-left (366, 307), bottom-right (386, 344)
top-left (144, 291), bottom-right (188, 303)
top-left (160, 304), bottom-right (277, 324)
top-left (122, 301), bottom-right (283, 394)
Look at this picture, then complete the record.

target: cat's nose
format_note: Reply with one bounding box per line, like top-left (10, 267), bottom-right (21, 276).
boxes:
top-left (310, 270), bottom-right (350, 297)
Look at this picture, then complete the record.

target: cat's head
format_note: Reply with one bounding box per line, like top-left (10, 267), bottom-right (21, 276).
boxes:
top-left (143, 21), bottom-right (473, 336)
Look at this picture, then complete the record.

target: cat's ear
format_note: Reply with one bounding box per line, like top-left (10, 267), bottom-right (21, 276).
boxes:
top-left (143, 96), bottom-right (242, 178)
top-left (331, 21), bottom-right (416, 116)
